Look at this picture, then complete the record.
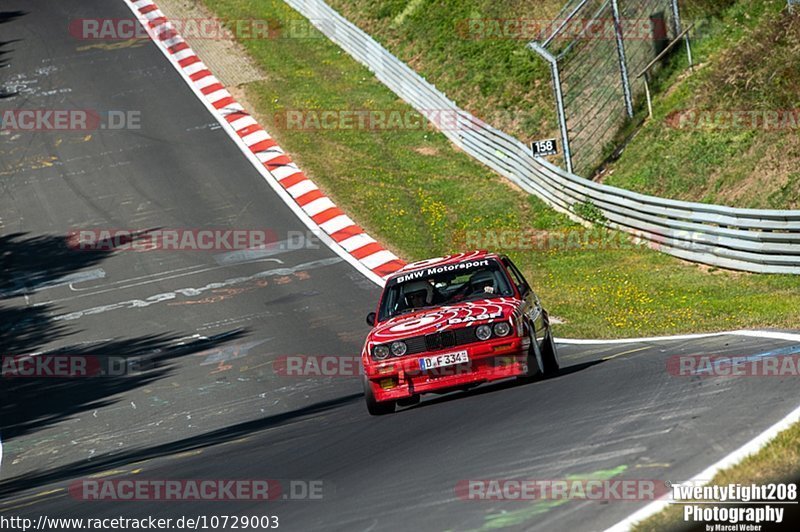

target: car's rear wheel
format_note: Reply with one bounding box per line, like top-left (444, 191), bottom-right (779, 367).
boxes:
top-left (362, 375), bottom-right (396, 415)
top-left (541, 327), bottom-right (560, 376)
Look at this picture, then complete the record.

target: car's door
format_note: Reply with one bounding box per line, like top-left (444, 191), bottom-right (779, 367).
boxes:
top-left (501, 257), bottom-right (546, 346)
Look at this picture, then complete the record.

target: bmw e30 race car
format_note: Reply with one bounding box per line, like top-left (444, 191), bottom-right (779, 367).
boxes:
top-left (361, 251), bottom-right (559, 415)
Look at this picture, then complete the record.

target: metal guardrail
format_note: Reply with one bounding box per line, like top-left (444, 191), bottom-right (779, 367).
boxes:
top-left (283, 0), bottom-right (800, 274)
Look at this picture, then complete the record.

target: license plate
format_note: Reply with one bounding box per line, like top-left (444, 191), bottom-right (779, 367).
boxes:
top-left (419, 350), bottom-right (469, 371)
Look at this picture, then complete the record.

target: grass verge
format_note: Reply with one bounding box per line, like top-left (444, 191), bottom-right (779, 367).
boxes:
top-left (198, 0), bottom-right (800, 340)
top-left (603, 0), bottom-right (800, 209)
top-left (325, 0), bottom-right (800, 208)
top-left (632, 419), bottom-right (800, 531)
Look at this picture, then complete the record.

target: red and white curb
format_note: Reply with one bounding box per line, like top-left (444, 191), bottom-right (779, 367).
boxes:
top-left (121, 0), bottom-right (405, 287)
top-left (109, 7), bottom-right (800, 529)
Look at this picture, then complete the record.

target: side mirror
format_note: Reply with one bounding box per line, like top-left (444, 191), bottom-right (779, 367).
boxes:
top-left (366, 312), bottom-right (376, 327)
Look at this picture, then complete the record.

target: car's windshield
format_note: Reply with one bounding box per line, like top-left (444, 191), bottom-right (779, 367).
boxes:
top-left (378, 258), bottom-right (513, 321)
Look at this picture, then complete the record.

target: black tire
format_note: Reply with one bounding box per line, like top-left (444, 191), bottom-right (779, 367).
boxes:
top-left (397, 394), bottom-right (421, 408)
top-left (541, 327), bottom-right (560, 376)
top-left (363, 375), bottom-right (396, 415)
top-left (517, 326), bottom-right (544, 383)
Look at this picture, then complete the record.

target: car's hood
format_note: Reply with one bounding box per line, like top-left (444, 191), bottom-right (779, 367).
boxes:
top-left (370, 298), bottom-right (523, 343)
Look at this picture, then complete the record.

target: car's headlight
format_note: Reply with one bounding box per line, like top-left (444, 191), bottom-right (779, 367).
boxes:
top-left (373, 344), bottom-right (390, 360)
top-left (476, 325), bottom-right (492, 341)
top-left (493, 322), bottom-right (511, 337)
top-left (391, 341), bottom-right (407, 357)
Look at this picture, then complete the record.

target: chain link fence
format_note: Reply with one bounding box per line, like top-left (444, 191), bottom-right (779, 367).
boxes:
top-left (529, 0), bottom-right (690, 176)
top-left (283, 0), bottom-right (800, 274)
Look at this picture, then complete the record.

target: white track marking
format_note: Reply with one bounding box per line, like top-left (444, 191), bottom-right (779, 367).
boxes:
top-left (0, 268), bottom-right (106, 298)
top-left (602, 329), bottom-right (800, 531)
top-left (51, 257), bottom-right (339, 322)
top-left (33, 261), bottom-right (277, 306)
top-left (40, 238), bottom-right (314, 304)
top-left (729, 330), bottom-right (800, 343)
top-left (556, 329), bottom-right (800, 345)
top-left (605, 402), bottom-right (800, 531)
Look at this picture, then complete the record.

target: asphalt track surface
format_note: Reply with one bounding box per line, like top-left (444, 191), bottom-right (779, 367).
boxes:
top-left (1, 2), bottom-right (799, 531)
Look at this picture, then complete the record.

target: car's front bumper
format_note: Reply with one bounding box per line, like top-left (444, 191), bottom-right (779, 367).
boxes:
top-left (364, 335), bottom-right (530, 402)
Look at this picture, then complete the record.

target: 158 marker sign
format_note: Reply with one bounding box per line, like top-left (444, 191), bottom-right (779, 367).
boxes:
top-left (530, 138), bottom-right (558, 157)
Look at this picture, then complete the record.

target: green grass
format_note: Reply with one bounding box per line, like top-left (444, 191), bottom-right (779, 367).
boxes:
top-left (323, 0), bottom-right (565, 142)
top-left (632, 420), bottom-right (800, 531)
top-left (323, 0), bottom-right (800, 208)
top-left (200, 0), bottom-right (800, 340)
top-left (603, 0), bottom-right (800, 209)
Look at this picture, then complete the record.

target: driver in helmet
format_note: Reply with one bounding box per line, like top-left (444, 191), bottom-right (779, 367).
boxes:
top-left (403, 280), bottom-right (434, 310)
top-left (468, 270), bottom-right (496, 296)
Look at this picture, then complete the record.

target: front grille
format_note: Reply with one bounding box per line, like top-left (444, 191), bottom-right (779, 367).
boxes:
top-left (402, 327), bottom-right (477, 355)
top-left (374, 328), bottom-right (483, 358)
top-left (404, 336), bottom-right (428, 354)
top-left (425, 330), bottom-right (455, 350)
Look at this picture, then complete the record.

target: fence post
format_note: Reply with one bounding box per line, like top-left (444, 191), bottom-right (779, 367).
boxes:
top-left (610, 0), bottom-right (634, 118)
top-left (528, 42), bottom-right (573, 174)
top-left (671, 0), bottom-right (693, 67)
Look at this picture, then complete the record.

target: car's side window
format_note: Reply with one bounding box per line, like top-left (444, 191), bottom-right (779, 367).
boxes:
top-left (502, 258), bottom-right (531, 297)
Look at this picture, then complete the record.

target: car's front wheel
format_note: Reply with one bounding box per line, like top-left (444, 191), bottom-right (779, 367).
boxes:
top-left (517, 326), bottom-right (544, 383)
top-left (541, 327), bottom-right (560, 376)
top-left (362, 375), bottom-right (396, 415)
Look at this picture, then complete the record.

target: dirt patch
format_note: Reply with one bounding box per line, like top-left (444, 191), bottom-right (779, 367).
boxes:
top-left (156, 0), bottom-right (267, 87)
top-left (661, 61), bottom-right (708, 100)
top-left (227, 83), bottom-right (265, 121)
top-left (693, 262), bottom-right (748, 277)
top-left (413, 146), bottom-right (439, 156)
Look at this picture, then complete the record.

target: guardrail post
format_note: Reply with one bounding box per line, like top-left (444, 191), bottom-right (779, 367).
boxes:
top-left (610, 0), bottom-right (634, 118)
top-left (527, 42), bottom-right (573, 174)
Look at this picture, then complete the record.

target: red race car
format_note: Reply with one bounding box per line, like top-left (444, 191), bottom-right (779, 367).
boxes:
top-left (361, 251), bottom-right (559, 415)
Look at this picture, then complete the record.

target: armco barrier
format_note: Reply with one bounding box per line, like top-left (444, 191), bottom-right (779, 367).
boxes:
top-left (283, 0), bottom-right (800, 274)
